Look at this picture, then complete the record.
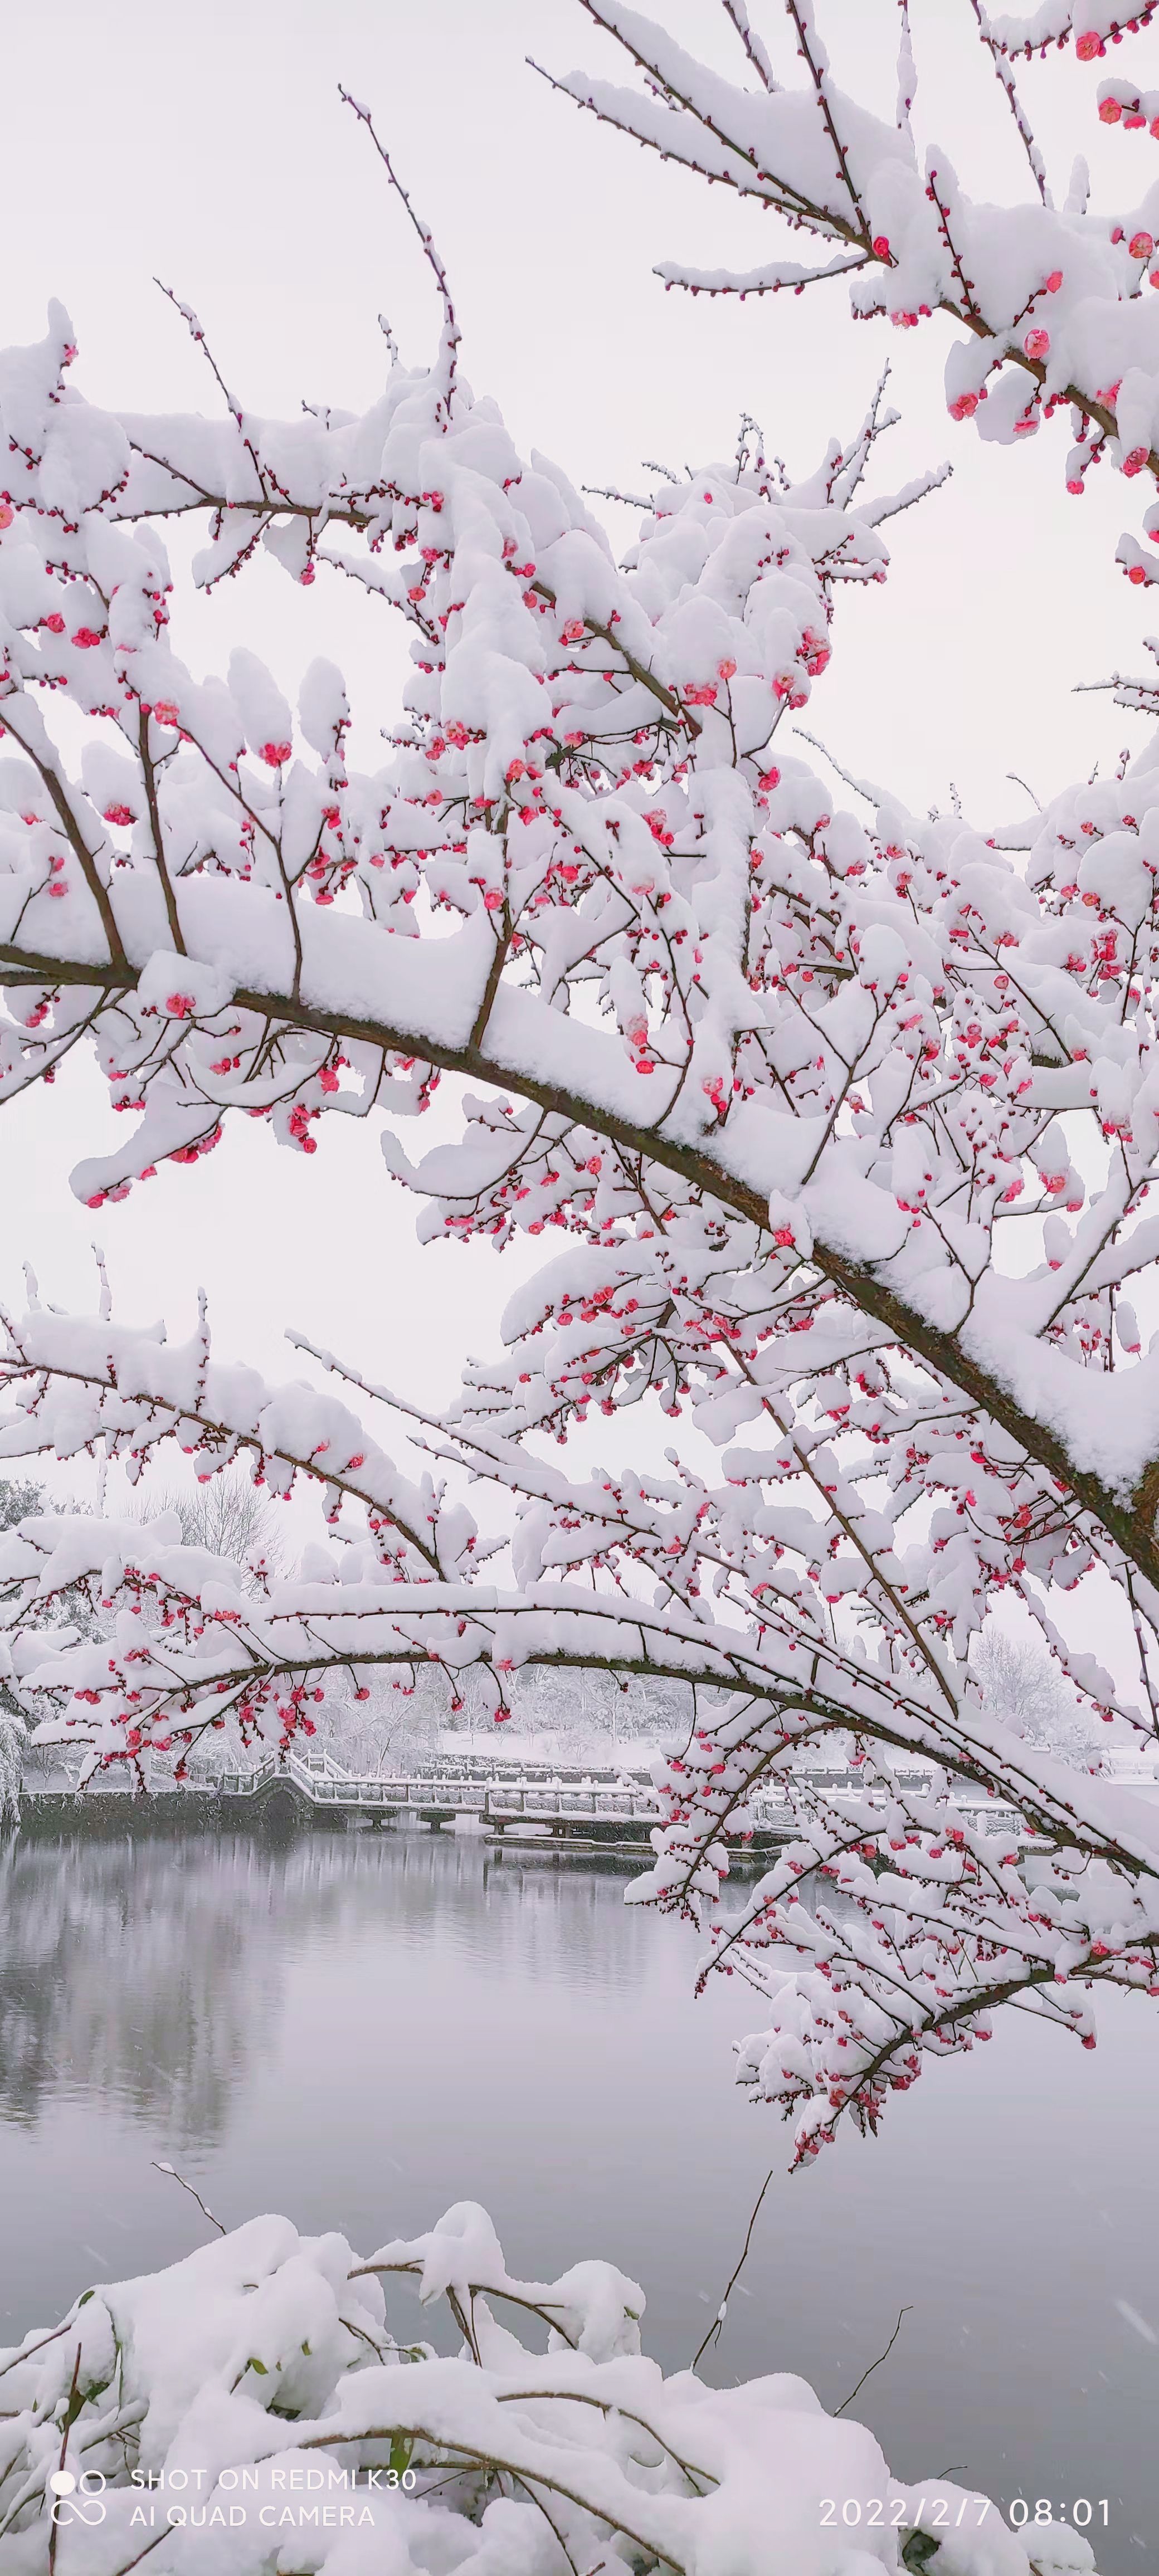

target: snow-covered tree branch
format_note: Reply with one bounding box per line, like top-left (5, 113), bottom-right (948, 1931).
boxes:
top-left (3, 19), bottom-right (1159, 2163)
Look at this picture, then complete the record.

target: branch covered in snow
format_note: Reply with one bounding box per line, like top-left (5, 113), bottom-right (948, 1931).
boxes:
top-left (2, 41), bottom-right (1159, 2157)
top-left (555, 0), bottom-right (1159, 496)
top-left (3, 1282), bottom-right (1159, 2166)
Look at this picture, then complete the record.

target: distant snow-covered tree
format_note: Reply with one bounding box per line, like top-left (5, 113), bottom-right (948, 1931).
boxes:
top-left (973, 1626), bottom-right (1098, 1763)
top-left (137, 1466), bottom-right (285, 1584)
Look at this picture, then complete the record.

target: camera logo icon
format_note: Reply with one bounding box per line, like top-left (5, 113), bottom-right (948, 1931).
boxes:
top-left (48, 2470), bottom-right (107, 2528)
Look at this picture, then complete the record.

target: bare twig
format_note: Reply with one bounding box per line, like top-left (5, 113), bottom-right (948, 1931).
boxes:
top-left (349, 2261), bottom-right (579, 2351)
top-left (968, 0), bottom-right (1050, 203)
top-left (0, 2321), bottom-right (73, 2385)
top-left (508, 2469), bottom-right (582, 2575)
top-left (151, 2161), bottom-right (226, 2236)
top-left (834, 2304), bottom-right (912, 2415)
top-left (691, 2165), bottom-right (775, 2371)
top-left (338, 90), bottom-right (460, 393)
top-left (719, 0), bottom-right (780, 92)
top-left (47, 2345), bottom-right (82, 2576)
top-left (105, 2530), bottom-right (173, 2576)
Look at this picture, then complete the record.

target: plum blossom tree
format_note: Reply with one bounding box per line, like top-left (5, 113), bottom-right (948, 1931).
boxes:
top-left (2, 7), bottom-right (1159, 2175)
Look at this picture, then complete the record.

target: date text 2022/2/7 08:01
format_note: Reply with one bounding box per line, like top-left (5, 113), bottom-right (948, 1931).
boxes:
top-left (819, 2502), bottom-right (1111, 2534)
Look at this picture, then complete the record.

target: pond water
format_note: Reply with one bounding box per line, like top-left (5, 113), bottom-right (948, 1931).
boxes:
top-left (0, 1822), bottom-right (1155, 2569)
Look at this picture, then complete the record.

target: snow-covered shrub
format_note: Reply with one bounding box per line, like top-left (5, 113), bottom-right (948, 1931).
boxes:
top-left (0, 2199), bottom-right (1096, 2576)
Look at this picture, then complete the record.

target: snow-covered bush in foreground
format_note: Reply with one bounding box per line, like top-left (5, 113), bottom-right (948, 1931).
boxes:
top-left (0, 2199), bottom-right (1096, 2576)
top-left (4, 13), bottom-right (1159, 2159)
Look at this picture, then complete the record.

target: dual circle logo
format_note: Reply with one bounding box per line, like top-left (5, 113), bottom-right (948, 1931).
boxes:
top-left (48, 2470), bottom-right (107, 2527)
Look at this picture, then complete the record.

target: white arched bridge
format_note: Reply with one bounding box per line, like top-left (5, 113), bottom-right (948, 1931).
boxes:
top-left (20, 1746), bottom-right (1039, 1853)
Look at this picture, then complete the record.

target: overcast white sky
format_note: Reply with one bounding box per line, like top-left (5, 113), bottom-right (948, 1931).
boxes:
top-left (4, 0), bottom-right (1159, 1540)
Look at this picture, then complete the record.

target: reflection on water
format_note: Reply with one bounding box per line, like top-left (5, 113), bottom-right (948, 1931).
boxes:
top-left (0, 1835), bottom-right (280, 2140)
top-left (0, 1823), bottom-right (1155, 2569)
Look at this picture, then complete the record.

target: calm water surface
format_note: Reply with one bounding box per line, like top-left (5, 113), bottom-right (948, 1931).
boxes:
top-left (0, 1822), bottom-right (1155, 2569)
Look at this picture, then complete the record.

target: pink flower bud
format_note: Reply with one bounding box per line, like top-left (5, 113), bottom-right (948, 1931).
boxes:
top-left (1099, 94), bottom-right (1121, 120)
top-left (1046, 270), bottom-right (1064, 293)
top-left (1130, 230), bottom-right (1155, 258)
top-left (260, 739), bottom-right (293, 767)
top-left (948, 392), bottom-right (978, 421)
top-left (872, 234), bottom-right (890, 257)
top-left (1078, 30), bottom-right (1104, 57)
top-left (1024, 328), bottom-right (1050, 360)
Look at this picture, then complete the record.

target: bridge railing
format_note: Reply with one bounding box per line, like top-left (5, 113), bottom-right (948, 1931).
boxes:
top-left (185, 1754), bottom-right (1030, 1842)
top-left (485, 1783), bottom-right (654, 1818)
